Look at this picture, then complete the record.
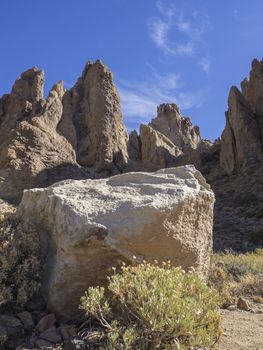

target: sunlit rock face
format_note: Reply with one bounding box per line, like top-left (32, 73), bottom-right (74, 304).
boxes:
top-left (220, 59), bottom-right (263, 174)
top-left (0, 60), bottom-right (130, 201)
top-left (0, 67), bottom-right (82, 202)
top-left (18, 165), bottom-right (214, 318)
top-left (58, 59), bottom-right (129, 175)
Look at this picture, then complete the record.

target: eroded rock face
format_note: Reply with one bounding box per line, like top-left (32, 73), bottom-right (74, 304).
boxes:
top-left (0, 68), bottom-right (82, 202)
top-left (18, 165), bottom-right (214, 317)
top-left (0, 60), bottom-right (130, 201)
top-left (220, 60), bottom-right (263, 174)
top-left (140, 124), bottom-right (182, 170)
top-left (129, 103), bottom-right (205, 171)
top-left (58, 60), bottom-right (129, 174)
top-left (241, 59), bottom-right (263, 119)
top-left (150, 104), bottom-right (201, 151)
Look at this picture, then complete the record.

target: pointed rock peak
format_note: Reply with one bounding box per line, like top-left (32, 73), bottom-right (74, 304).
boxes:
top-left (251, 58), bottom-right (263, 70)
top-left (20, 67), bottom-right (43, 80)
top-left (11, 67), bottom-right (44, 103)
top-left (81, 59), bottom-right (112, 80)
top-left (95, 59), bottom-right (106, 67)
top-left (50, 80), bottom-right (65, 99)
top-left (149, 103), bottom-right (201, 151)
top-left (220, 59), bottom-right (263, 174)
top-left (157, 103), bottom-right (181, 116)
top-left (90, 59), bottom-right (113, 79)
top-left (81, 60), bottom-right (93, 77)
top-left (58, 59), bottom-right (128, 172)
top-left (228, 86), bottom-right (243, 100)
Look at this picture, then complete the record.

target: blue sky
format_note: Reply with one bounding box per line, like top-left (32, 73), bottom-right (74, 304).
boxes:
top-left (1, 0), bottom-right (263, 140)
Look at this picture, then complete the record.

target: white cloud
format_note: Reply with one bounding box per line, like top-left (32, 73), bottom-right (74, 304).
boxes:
top-left (156, 0), bottom-right (175, 18)
top-left (148, 18), bottom-right (170, 50)
top-left (118, 71), bottom-right (209, 129)
top-left (148, 1), bottom-right (211, 64)
top-left (199, 57), bottom-right (210, 74)
top-left (176, 14), bottom-right (192, 34)
top-left (117, 1), bottom-right (212, 131)
top-left (119, 88), bottom-right (157, 125)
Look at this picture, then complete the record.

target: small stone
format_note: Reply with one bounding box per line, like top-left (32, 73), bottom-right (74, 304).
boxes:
top-left (64, 338), bottom-right (86, 350)
top-left (15, 345), bottom-right (29, 350)
top-left (35, 338), bottom-right (53, 348)
top-left (0, 315), bottom-right (22, 328)
top-left (227, 305), bottom-right (237, 311)
top-left (36, 313), bottom-right (56, 333)
top-left (250, 308), bottom-right (263, 314)
top-left (39, 325), bottom-right (62, 343)
top-left (0, 315), bottom-right (22, 336)
top-left (237, 297), bottom-right (251, 311)
top-left (28, 332), bottom-right (38, 347)
top-left (59, 325), bottom-right (77, 341)
top-left (16, 311), bottom-right (35, 330)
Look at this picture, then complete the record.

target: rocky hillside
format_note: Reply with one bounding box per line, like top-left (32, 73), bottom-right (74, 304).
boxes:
top-left (1, 58), bottom-right (263, 251)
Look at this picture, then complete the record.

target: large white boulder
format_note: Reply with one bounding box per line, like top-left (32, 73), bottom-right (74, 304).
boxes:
top-left (18, 165), bottom-right (214, 317)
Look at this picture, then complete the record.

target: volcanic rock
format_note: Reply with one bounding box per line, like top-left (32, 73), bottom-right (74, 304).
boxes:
top-left (58, 60), bottom-right (129, 174)
top-left (0, 68), bottom-right (84, 202)
top-left (220, 59), bottom-right (263, 174)
top-left (140, 124), bottom-right (182, 170)
top-left (149, 103), bottom-right (201, 151)
top-left (132, 103), bottom-right (206, 172)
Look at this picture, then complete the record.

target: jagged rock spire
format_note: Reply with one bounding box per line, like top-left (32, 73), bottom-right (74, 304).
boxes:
top-left (150, 103), bottom-right (201, 151)
top-left (58, 59), bottom-right (129, 174)
top-left (220, 60), bottom-right (263, 174)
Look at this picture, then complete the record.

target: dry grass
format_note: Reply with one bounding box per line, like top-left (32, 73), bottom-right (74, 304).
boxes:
top-left (209, 249), bottom-right (263, 306)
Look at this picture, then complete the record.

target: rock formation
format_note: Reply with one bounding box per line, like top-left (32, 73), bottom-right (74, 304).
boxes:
top-left (0, 68), bottom-right (83, 202)
top-left (128, 103), bottom-right (205, 171)
top-left (139, 124), bottom-right (182, 170)
top-left (18, 165), bottom-right (214, 317)
top-left (150, 103), bottom-right (201, 151)
top-left (2, 57), bottom-right (263, 254)
top-left (0, 60), bottom-right (129, 201)
top-left (220, 59), bottom-right (263, 174)
top-left (58, 60), bottom-right (129, 174)
top-left (0, 59), bottom-right (214, 202)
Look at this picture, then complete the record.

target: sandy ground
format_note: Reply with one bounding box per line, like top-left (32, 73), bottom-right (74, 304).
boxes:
top-left (218, 302), bottom-right (263, 350)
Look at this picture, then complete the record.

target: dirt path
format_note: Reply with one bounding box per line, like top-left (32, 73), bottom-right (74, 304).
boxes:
top-left (218, 302), bottom-right (263, 350)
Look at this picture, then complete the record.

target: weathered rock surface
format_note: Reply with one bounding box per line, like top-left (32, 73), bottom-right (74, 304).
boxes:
top-left (58, 60), bottom-right (129, 174)
top-left (150, 103), bottom-right (201, 151)
top-left (0, 68), bottom-right (85, 202)
top-left (220, 59), bottom-right (263, 174)
top-left (139, 124), bottom-right (182, 170)
top-left (0, 60), bottom-right (129, 201)
top-left (128, 103), bottom-right (206, 172)
top-left (128, 130), bottom-right (141, 162)
top-left (18, 165), bottom-right (214, 317)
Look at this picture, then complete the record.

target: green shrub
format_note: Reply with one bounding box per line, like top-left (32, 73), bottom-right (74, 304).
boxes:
top-left (80, 262), bottom-right (222, 350)
top-left (0, 204), bottom-right (41, 306)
